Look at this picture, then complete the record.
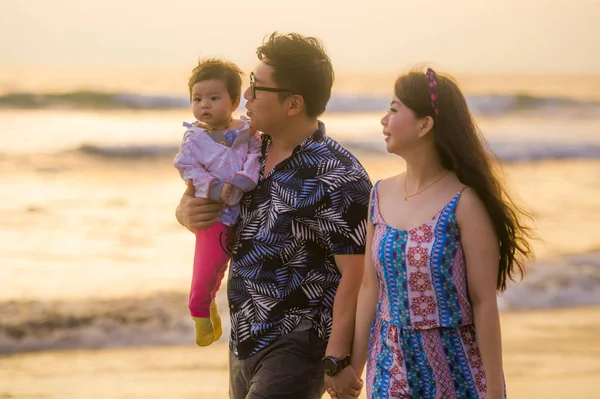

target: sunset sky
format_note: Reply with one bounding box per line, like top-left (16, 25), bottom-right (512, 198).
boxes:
top-left (1, 0), bottom-right (598, 74)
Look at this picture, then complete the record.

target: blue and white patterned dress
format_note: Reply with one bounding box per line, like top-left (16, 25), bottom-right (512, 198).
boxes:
top-left (366, 180), bottom-right (500, 399)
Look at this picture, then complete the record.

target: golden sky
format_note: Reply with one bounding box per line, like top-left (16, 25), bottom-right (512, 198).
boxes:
top-left (1, 0), bottom-right (598, 73)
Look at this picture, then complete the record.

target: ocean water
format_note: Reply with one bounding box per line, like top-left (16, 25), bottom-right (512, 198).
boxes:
top-left (1, 70), bottom-right (599, 355)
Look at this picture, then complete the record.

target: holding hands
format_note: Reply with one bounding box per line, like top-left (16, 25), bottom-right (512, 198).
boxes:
top-left (325, 363), bottom-right (363, 399)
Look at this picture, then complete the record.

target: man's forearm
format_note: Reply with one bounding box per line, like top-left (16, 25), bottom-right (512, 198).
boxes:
top-left (350, 280), bottom-right (378, 376)
top-left (325, 273), bottom-right (362, 358)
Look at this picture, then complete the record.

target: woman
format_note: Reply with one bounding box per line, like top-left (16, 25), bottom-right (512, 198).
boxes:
top-left (331, 68), bottom-right (533, 399)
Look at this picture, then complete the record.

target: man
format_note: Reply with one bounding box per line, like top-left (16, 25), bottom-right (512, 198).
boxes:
top-left (176, 32), bottom-right (372, 399)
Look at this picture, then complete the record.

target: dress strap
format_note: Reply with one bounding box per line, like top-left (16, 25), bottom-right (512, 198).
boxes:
top-left (439, 185), bottom-right (469, 223)
top-left (369, 180), bottom-right (384, 225)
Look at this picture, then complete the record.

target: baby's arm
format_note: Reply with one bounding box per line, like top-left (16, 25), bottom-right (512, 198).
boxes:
top-left (219, 182), bottom-right (240, 207)
top-left (173, 131), bottom-right (226, 201)
top-left (220, 130), bottom-right (261, 207)
top-left (230, 130), bottom-right (262, 193)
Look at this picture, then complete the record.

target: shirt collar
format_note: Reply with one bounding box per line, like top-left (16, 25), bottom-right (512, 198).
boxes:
top-left (262, 120), bottom-right (327, 154)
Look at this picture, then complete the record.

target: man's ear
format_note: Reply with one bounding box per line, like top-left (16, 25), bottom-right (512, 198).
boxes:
top-left (287, 94), bottom-right (305, 117)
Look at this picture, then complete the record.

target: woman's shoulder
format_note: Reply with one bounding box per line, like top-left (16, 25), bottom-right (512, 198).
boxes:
top-left (456, 184), bottom-right (480, 206)
top-left (375, 174), bottom-right (403, 194)
top-left (455, 185), bottom-right (489, 224)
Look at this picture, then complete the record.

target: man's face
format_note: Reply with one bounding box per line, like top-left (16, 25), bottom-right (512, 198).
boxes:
top-left (243, 61), bottom-right (291, 134)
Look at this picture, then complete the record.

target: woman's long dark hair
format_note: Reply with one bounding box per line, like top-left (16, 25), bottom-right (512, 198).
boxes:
top-left (395, 69), bottom-right (534, 292)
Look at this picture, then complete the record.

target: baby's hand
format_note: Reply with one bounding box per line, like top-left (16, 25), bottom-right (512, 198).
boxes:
top-left (220, 182), bottom-right (243, 207)
top-left (220, 181), bottom-right (233, 204)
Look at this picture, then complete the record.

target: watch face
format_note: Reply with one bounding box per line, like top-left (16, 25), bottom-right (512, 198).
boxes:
top-left (322, 358), bottom-right (338, 376)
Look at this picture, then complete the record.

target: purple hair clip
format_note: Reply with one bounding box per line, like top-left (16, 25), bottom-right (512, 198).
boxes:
top-left (425, 68), bottom-right (439, 117)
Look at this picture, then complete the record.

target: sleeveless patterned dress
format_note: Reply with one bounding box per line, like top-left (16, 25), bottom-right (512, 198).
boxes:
top-left (366, 180), bottom-right (497, 399)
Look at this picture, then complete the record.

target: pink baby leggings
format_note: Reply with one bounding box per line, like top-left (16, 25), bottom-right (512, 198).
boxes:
top-left (189, 222), bottom-right (230, 318)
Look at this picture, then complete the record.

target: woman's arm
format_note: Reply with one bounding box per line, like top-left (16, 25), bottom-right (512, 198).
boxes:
top-left (457, 188), bottom-right (505, 397)
top-left (350, 189), bottom-right (379, 378)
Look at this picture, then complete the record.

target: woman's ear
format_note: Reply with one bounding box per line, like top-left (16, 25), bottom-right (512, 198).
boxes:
top-left (418, 115), bottom-right (435, 138)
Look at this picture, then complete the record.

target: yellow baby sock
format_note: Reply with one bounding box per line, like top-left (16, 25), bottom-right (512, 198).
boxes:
top-left (192, 317), bottom-right (214, 347)
top-left (210, 300), bottom-right (222, 341)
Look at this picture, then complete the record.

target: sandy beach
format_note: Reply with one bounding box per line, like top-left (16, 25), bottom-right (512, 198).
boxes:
top-left (2, 0), bottom-right (600, 394)
top-left (1, 110), bottom-right (600, 398)
top-left (1, 306), bottom-right (599, 398)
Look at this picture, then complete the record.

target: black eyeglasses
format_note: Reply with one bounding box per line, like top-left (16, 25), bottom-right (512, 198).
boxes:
top-left (250, 72), bottom-right (296, 100)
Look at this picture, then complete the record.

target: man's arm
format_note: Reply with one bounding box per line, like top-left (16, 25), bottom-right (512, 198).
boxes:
top-left (326, 254), bottom-right (364, 358)
top-left (324, 254), bottom-right (365, 399)
top-left (323, 169), bottom-right (372, 398)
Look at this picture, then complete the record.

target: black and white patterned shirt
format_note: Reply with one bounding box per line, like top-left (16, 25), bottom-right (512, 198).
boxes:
top-left (228, 121), bottom-right (372, 359)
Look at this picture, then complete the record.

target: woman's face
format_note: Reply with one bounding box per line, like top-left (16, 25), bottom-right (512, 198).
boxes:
top-left (380, 94), bottom-right (425, 156)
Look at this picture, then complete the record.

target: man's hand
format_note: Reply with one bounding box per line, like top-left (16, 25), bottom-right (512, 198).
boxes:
top-left (176, 180), bottom-right (224, 231)
top-left (325, 365), bottom-right (363, 399)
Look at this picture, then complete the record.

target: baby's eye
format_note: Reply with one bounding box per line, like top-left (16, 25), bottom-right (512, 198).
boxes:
top-left (193, 97), bottom-right (201, 102)
top-left (211, 96), bottom-right (219, 101)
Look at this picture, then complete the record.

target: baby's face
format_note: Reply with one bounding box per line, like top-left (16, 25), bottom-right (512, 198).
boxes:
top-left (191, 80), bottom-right (236, 127)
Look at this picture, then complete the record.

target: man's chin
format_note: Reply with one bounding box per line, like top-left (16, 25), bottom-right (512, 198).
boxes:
top-left (248, 118), bottom-right (260, 131)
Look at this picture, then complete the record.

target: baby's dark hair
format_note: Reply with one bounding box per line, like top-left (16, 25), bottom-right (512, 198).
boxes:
top-left (188, 58), bottom-right (244, 102)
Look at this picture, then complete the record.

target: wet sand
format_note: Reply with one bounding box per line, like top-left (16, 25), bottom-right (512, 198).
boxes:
top-left (1, 306), bottom-right (599, 398)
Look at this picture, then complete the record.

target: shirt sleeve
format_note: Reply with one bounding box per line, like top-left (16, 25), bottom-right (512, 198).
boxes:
top-left (173, 130), bottom-right (224, 201)
top-left (230, 129), bottom-right (262, 192)
top-left (320, 166), bottom-right (373, 255)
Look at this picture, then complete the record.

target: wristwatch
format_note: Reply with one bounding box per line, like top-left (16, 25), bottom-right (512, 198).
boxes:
top-left (322, 354), bottom-right (351, 377)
